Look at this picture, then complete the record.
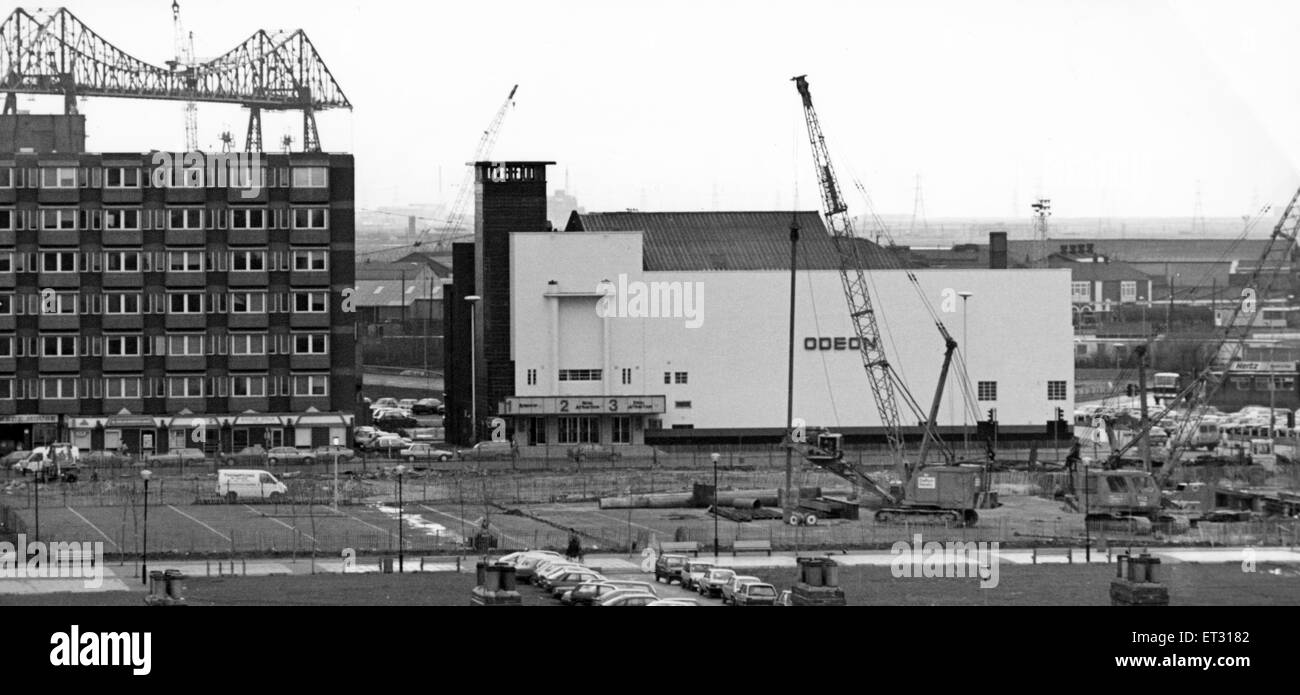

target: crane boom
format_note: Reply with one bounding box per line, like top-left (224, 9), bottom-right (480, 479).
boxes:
top-left (792, 75), bottom-right (907, 471)
top-left (171, 1), bottom-right (198, 151)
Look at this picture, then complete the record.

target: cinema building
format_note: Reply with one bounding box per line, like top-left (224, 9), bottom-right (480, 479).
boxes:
top-left (445, 161), bottom-right (1075, 449)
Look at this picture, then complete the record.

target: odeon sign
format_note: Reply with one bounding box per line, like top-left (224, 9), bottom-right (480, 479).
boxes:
top-left (804, 336), bottom-right (862, 351)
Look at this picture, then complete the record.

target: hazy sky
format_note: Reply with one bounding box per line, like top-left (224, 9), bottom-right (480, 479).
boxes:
top-left (32, 0), bottom-right (1300, 221)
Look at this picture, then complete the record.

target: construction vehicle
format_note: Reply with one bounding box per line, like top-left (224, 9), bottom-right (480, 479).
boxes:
top-left (790, 75), bottom-right (983, 526)
top-left (1059, 440), bottom-right (1166, 533)
top-left (15, 443), bottom-right (82, 483)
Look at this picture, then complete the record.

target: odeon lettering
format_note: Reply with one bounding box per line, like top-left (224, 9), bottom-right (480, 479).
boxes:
top-left (803, 337), bottom-right (861, 351)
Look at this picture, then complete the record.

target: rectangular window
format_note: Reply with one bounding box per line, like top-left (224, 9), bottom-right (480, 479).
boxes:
top-left (674, 371), bottom-right (688, 384)
top-left (0, 379), bottom-right (13, 400)
top-left (0, 209), bottom-right (11, 230)
top-left (621, 368), bottom-right (632, 385)
top-left (1120, 281), bottom-right (1137, 303)
top-left (1071, 281), bottom-right (1091, 302)
top-left (0, 169), bottom-right (11, 188)
top-left (40, 209), bottom-right (77, 230)
top-left (978, 381), bottom-right (998, 401)
top-left (0, 294), bottom-right (11, 315)
top-left (230, 291), bottom-right (267, 314)
top-left (104, 167), bottom-right (141, 188)
top-left (102, 208), bottom-right (141, 230)
top-left (292, 291), bottom-right (328, 313)
top-left (105, 251), bottom-right (141, 272)
top-left (104, 293), bottom-right (141, 314)
top-left (167, 334), bottom-right (204, 356)
top-left (105, 377), bottom-right (141, 399)
top-left (168, 208), bottom-right (204, 229)
top-left (168, 251), bottom-right (204, 272)
top-left (231, 250), bottom-right (266, 271)
top-left (291, 249), bottom-right (328, 271)
top-left (293, 374), bottom-right (329, 396)
top-left (526, 368), bottom-right (537, 386)
top-left (674, 401), bottom-right (692, 409)
top-left (292, 333), bottom-right (328, 354)
top-left (232, 375), bottom-right (267, 397)
top-left (556, 416), bottom-right (599, 444)
top-left (42, 377), bottom-right (77, 399)
top-left (231, 333), bottom-right (266, 355)
top-left (41, 251), bottom-right (77, 273)
top-left (0, 336), bottom-right (10, 357)
top-left (1047, 380), bottom-right (1068, 401)
top-left (168, 376), bottom-right (204, 398)
top-left (291, 207), bottom-right (329, 229)
top-left (0, 253), bottom-right (11, 273)
top-left (169, 292), bottom-right (204, 313)
top-left (229, 208), bottom-right (267, 230)
top-left (557, 369), bottom-right (602, 382)
top-left (45, 292), bottom-right (78, 315)
top-left (291, 167), bottom-right (329, 188)
top-left (41, 167), bottom-right (78, 188)
top-left (41, 335), bottom-right (76, 356)
top-left (105, 334), bottom-right (142, 356)
top-left (663, 372), bottom-right (671, 385)
top-left (611, 416), bottom-right (631, 444)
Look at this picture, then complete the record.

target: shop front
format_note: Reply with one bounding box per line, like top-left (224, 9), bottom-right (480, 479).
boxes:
top-left (0, 414), bottom-right (59, 452)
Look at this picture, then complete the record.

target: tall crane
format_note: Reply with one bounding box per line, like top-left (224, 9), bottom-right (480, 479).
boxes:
top-left (410, 84), bottom-right (519, 252)
top-left (791, 75), bottom-right (982, 525)
top-left (170, 1), bottom-right (198, 151)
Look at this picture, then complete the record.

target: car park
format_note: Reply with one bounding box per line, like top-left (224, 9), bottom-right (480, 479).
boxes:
top-left (697, 568), bottom-right (736, 598)
top-left (720, 575), bottom-right (762, 604)
top-left (548, 570), bottom-right (606, 598)
top-left (143, 448), bottom-right (207, 467)
top-left (731, 582), bottom-right (778, 606)
top-left (514, 555), bottom-right (567, 584)
top-left (399, 443), bottom-right (455, 463)
top-left (681, 559), bottom-right (716, 591)
top-left (653, 553), bottom-right (688, 584)
top-left (412, 398), bottom-right (442, 415)
top-left (457, 441), bottom-right (517, 461)
top-left (266, 447), bottom-right (316, 466)
top-left (598, 592), bottom-right (658, 607)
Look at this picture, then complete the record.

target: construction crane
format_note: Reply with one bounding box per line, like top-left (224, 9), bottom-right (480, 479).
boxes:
top-left (791, 75), bottom-right (982, 526)
top-left (170, 1), bottom-right (198, 151)
top-left (409, 84), bottom-right (519, 253)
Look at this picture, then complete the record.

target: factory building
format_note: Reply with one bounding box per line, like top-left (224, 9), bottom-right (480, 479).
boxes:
top-left (0, 115), bottom-right (357, 453)
top-left (446, 160), bottom-right (1075, 447)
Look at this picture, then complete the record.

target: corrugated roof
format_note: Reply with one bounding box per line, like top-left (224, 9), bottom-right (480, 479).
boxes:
top-left (354, 279), bottom-right (441, 307)
top-left (567, 210), bottom-right (901, 271)
top-left (1010, 237), bottom-right (1285, 264)
top-left (1049, 256), bottom-right (1151, 282)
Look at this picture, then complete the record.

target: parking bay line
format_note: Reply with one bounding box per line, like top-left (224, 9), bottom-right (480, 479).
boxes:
top-left (587, 510), bottom-right (663, 536)
top-left (417, 504), bottom-right (524, 547)
top-left (166, 505), bottom-right (232, 542)
top-left (243, 504), bottom-right (315, 543)
top-left (65, 506), bottom-right (119, 549)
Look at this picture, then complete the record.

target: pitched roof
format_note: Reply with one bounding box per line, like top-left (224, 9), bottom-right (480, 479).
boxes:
top-left (1049, 256), bottom-right (1151, 281)
top-left (354, 279), bottom-right (442, 307)
top-left (566, 210), bottom-right (901, 271)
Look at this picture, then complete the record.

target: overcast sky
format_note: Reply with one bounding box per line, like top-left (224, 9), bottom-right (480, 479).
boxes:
top-left (33, 0), bottom-right (1300, 221)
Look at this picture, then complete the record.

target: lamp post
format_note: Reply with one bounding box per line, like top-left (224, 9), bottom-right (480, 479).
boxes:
top-left (465, 295), bottom-right (482, 444)
top-left (711, 452), bottom-right (720, 560)
top-left (32, 451), bottom-right (39, 544)
top-left (140, 469), bottom-right (152, 584)
top-left (331, 435), bottom-right (340, 510)
top-left (395, 464), bottom-right (407, 573)
top-left (958, 291), bottom-right (973, 457)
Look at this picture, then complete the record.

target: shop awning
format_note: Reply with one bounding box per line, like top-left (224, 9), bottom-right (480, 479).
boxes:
top-left (67, 417), bottom-right (107, 429)
top-left (502, 395), bottom-right (667, 415)
top-left (288, 414), bottom-right (350, 427)
top-left (0, 414), bottom-right (58, 424)
top-left (233, 414), bottom-right (286, 426)
top-left (105, 410), bottom-right (157, 428)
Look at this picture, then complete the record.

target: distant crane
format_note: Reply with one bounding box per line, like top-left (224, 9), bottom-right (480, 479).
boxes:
top-left (1031, 197), bottom-right (1051, 267)
top-left (169, 1), bottom-right (198, 150)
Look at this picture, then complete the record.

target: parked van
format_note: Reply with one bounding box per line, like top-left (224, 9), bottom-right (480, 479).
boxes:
top-left (18, 443), bottom-right (81, 482)
top-left (217, 469), bottom-right (288, 501)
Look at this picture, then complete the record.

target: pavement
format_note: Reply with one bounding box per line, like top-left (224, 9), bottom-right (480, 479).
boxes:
top-left (2, 545), bottom-right (1297, 595)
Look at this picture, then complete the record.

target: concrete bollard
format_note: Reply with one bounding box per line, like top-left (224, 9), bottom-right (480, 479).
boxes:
top-left (1110, 552), bottom-right (1169, 606)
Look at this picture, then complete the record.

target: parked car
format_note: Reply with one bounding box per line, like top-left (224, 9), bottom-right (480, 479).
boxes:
top-left (499, 550), bottom-right (560, 566)
top-left (405, 428), bottom-right (441, 442)
top-left (457, 441), bottom-right (517, 461)
top-left (398, 398), bottom-right (418, 411)
top-left (653, 553), bottom-right (689, 584)
top-left (266, 446), bottom-right (316, 466)
top-left (221, 445), bottom-right (268, 466)
top-left (399, 443), bottom-right (455, 463)
top-left (535, 564), bottom-right (593, 591)
top-left (360, 435), bottom-right (412, 457)
top-left (777, 590), bottom-right (792, 606)
top-left (373, 413), bottom-right (419, 433)
top-left (720, 575), bottom-right (762, 605)
top-left (549, 570), bottom-right (606, 598)
top-left (412, 398), bottom-right (442, 415)
top-left (1, 449), bottom-right (31, 470)
top-left (697, 568), bottom-right (736, 598)
top-left (143, 448), bottom-right (206, 467)
top-left (371, 398), bottom-right (399, 410)
top-left (732, 582), bottom-right (778, 606)
top-left (602, 580), bottom-right (657, 597)
top-left (562, 582), bottom-right (623, 606)
top-left (512, 554), bottom-right (566, 583)
top-left (352, 427), bottom-right (388, 446)
top-left (311, 446), bottom-right (358, 463)
top-left (568, 443), bottom-right (622, 463)
top-left (598, 592), bottom-right (658, 607)
top-left (648, 599), bottom-right (699, 606)
top-left (681, 559), bottom-right (716, 591)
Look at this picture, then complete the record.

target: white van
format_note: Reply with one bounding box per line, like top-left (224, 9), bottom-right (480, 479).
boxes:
top-left (217, 469), bottom-right (288, 501)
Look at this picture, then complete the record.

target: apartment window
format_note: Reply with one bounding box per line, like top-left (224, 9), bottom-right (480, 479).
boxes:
top-left (229, 208), bottom-right (267, 230)
top-left (229, 164), bottom-right (265, 191)
top-left (231, 333), bottom-right (266, 355)
top-left (978, 381), bottom-right (998, 401)
top-left (622, 368), bottom-right (632, 385)
top-left (40, 335), bottom-right (76, 356)
top-left (611, 416), bottom-right (631, 444)
top-left (40, 167), bottom-right (78, 188)
top-left (0, 253), bottom-right (10, 272)
top-left (43, 292), bottom-right (78, 315)
top-left (231, 291), bottom-right (267, 314)
top-left (105, 377), bottom-right (141, 399)
top-left (1120, 281), bottom-right (1137, 303)
top-left (104, 167), bottom-right (141, 188)
top-left (526, 368), bottom-right (537, 386)
top-left (40, 209), bottom-right (77, 230)
top-left (41, 251), bottom-right (77, 273)
top-left (292, 249), bottom-right (328, 271)
top-left (168, 376), bottom-right (204, 398)
top-left (293, 333), bottom-right (328, 354)
top-left (291, 167), bottom-right (329, 188)
top-left (1047, 380), bottom-right (1068, 401)
top-left (168, 334), bottom-right (205, 356)
top-left (0, 379), bottom-right (12, 400)
top-left (1232, 377), bottom-right (1251, 391)
top-left (168, 251), bottom-right (204, 272)
top-left (105, 334), bottom-right (142, 356)
top-left (293, 374), bottom-right (329, 396)
top-left (42, 377), bottom-right (77, 399)
top-left (231, 250), bottom-right (267, 271)
top-left (0, 294), bottom-right (11, 315)
top-left (231, 375), bottom-right (267, 397)
top-left (292, 291), bottom-right (328, 313)
top-left (674, 371), bottom-right (688, 384)
top-left (674, 401), bottom-right (692, 409)
top-left (291, 207), bottom-right (329, 229)
top-left (105, 251), bottom-right (141, 272)
top-left (663, 372), bottom-right (671, 384)
top-left (104, 293), bottom-right (141, 314)
top-left (557, 369), bottom-right (602, 382)
top-left (168, 208), bottom-right (204, 229)
top-left (0, 336), bottom-right (11, 357)
top-left (169, 292), bottom-right (204, 313)
top-left (0, 210), bottom-right (11, 230)
top-left (556, 416), bottom-right (598, 444)
top-left (101, 208), bottom-right (141, 231)
top-left (1071, 282), bottom-right (1090, 302)
top-left (0, 169), bottom-right (11, 188)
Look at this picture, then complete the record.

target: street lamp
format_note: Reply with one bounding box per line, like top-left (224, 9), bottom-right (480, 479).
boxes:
top-left (331, 435), bottom-right (341, 510)
top-left (465, 295), bottom-right (482, 444)
top-left (140, 469), bottom-right (152, 585)
top-left (395, 464), bottom-right (407, 573)
top-left (958, 291), bottom-right (973, 457)
top-left (711, 452), bottom-right (720, 560)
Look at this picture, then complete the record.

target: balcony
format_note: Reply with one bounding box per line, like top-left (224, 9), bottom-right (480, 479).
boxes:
top-left (101, 229), bottom-right (143, 246)
top-left (0, 356), bottom-right (12, 372)
top-left (290, 312), bottom-right (330, 329)
top-left (165, 355), bottom-right (208, 371)
top-left (164, 313), bottom-right (207, 330)
top-left (0, 228), bottom-right (13, 245)
top-left (0, 273), bottom-right (12, 289)
top-left (37, 314), bottom-right (79, 330)
top-left (288, 188), bottom-right (330, 204)
top-left (40, 399), bottom-right (80, 414)
top-left (164, 228), bottom-right (206, 246)
top-left (228, 271), bottom-right (269, 287)
top-left (37, 228), bottom-right (80, 246)
top-left (228, 228), bottom-right (269, 245)
top-left (101, 188), bottom-right (144, 205)
top-left (101, 355), bottom-right (144, 372)
top-left (228, 312), bottom-right (269, 329)
top-left (38, 356), bottom-right (81, 372)
top-left (164, 272), bottom-right (206, 288)
top-left (289, 270), bottom-right (330, 287)
top-left (228, 354), bottom-right (269, 371)
top-left (0, 316), bottom-right (14, 331)
top-left (103, 314), bottom-right (143, 330)
top-left (162, 188), bottom-right (206, 205)
top-left (102, 272), bottom-right (144, 288)
top-left (289, 228), bottom-right (330, 245)
top-left (37, 272), bottom-right (80, 288)
top-left (36, 189), bottom-right (80, 205)
top-left (289, 354), bottom-right (330, 370)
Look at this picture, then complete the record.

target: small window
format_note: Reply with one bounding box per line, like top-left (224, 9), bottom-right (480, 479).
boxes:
top-left (1120, 281), bottom-right (1137, 303)
top-left (526, 368), bottom-right (537, 386)
top-left (674, 401), bottom-right (692, 409)
top-left (1047, 380), bottom-right (1067, 401)
top-left (977, 381), bottom-right (997, 401)
top-left (290, 167), bottom-right (329, 188)
top-left (674, 371), bottom-right (688, 384)
top-left (621, 368), bottom-right (632, 385)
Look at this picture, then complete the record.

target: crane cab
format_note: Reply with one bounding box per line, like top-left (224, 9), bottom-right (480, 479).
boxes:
top-left (815, 431), bottom-right (842, 457)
